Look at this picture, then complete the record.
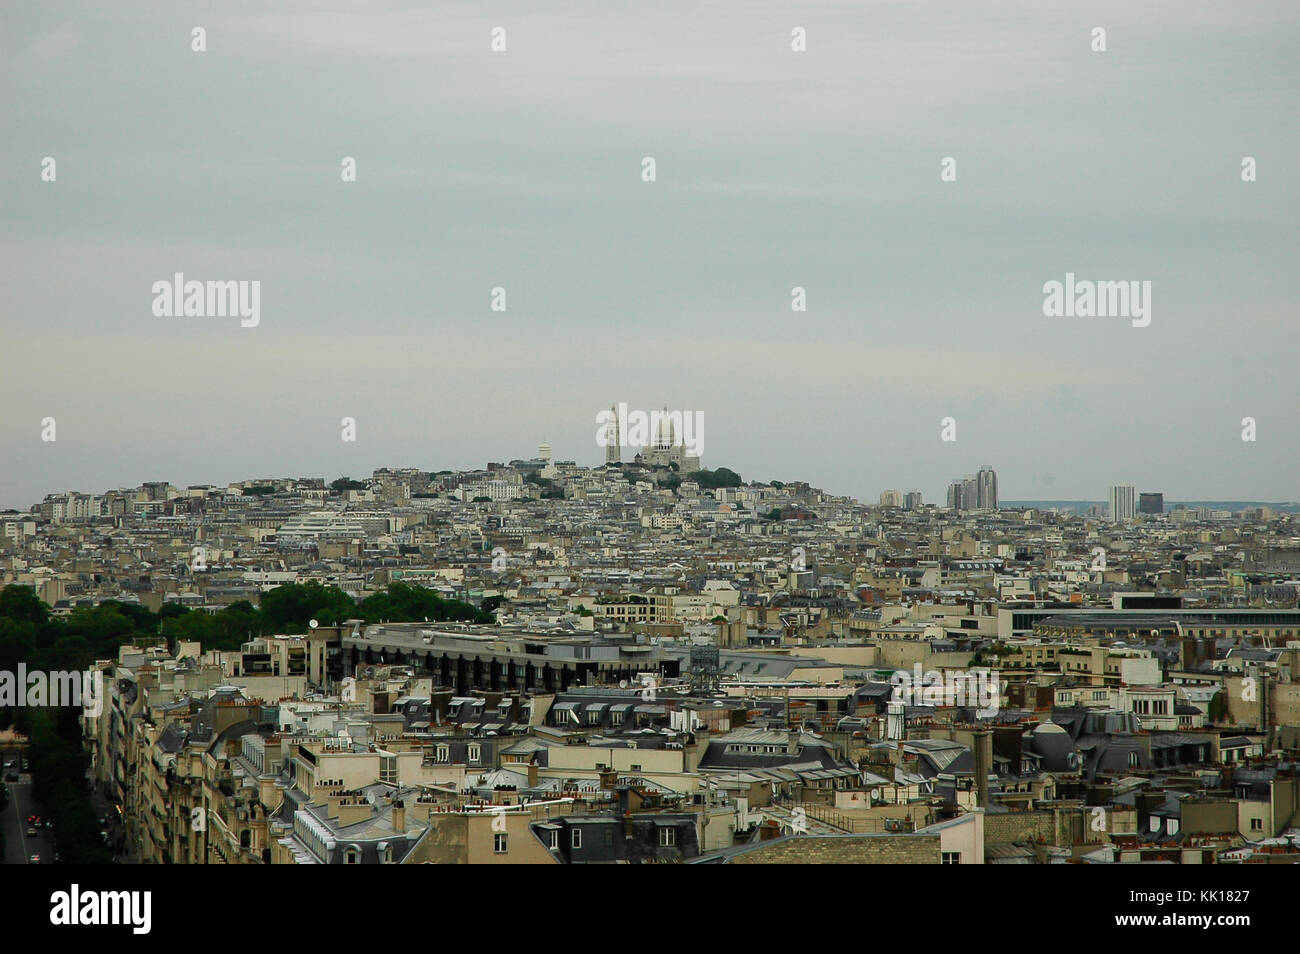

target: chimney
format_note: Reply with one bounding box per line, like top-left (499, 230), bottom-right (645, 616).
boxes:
top-left (786, 730), bottom-right (800, 756)
top-left (1256, 669), bottom-right (1272, 751)
top-left (392, 798), bottom-right (405, 831)
top-left (973, 730), bottom-right (992, 809)
top-left (334, 796), bottom-right (370, 827)
top-left (684, 726), bottom-right (710, 772)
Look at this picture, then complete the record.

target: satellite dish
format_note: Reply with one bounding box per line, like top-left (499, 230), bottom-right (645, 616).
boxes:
top-left (309, 618), bottom-right (319, 629)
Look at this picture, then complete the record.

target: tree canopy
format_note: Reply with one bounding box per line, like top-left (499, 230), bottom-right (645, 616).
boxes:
top-left (694, 467), bottom-right (743, 490)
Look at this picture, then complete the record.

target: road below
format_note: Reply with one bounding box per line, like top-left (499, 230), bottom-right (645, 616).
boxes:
top-left (2, 776), bottom-right (51, 865)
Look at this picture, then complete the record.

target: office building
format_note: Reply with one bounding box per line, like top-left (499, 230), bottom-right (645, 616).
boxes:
top-left (977, 466), bottom-right (999, 510)
top-left (1108, 484), bottom-right (1136, 523)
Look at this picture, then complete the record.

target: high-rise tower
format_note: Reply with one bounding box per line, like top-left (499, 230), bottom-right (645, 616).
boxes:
top-left (604, 405), bottom-right (621, 465)
top-left (1108, 484), bottom-right (1135, 523)
top-left (977, 465), bottom-right (999, 510)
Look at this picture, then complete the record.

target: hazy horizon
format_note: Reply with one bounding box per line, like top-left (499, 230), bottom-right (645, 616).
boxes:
top-left (4, 1), bottom-right (1298, 510)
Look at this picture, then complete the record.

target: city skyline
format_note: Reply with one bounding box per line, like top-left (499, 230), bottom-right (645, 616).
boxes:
top-left (6, 0), bottom-right (1300, 899)
top-left (7, 427), bottom-right (1300, 874)
top-left (7, 452), bottom-right (1300, 515)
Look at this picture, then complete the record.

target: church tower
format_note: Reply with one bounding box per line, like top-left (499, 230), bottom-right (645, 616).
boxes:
top-left (654, 406), bottom-right (674, 450)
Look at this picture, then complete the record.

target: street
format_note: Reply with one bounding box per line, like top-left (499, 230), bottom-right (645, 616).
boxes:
top-left (2, 775), bottom-right (49, 865)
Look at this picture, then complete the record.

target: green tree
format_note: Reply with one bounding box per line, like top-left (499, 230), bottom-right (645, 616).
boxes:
top-left (695, 467), bottom-right (743, 490)
top-left (1207, 690), bottom-right (1228, 723)
top-left (160, 609), bottom-right (223, 650)
top-left (215, 600), bottom-right (263, 648)
top-left (0, 584), bottom-right (50, 626)
top-left (26, 709), bottom-right (113, 864)
top-left (259, 581), bottom-right (355, 632)
top-left (358, 582), bottom-right (487, 625)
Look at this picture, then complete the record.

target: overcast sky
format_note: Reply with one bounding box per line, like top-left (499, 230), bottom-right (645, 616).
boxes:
top-left (2, 1), bottom-right (1297, 510)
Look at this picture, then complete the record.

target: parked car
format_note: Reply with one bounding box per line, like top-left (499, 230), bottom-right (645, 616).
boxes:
top-left (26, 826), bottom-right (38, 837)
top-left (28, 854), bottom-right (40, 864)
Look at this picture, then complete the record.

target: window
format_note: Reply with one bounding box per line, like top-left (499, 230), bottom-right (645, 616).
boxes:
top-left (1128, 751), bottom-right (1140, 768)
top-left (468, 744), bottom-right (481, 764)
top-left (344, 846), bottom-right (360, 864)
top-left (1251, 818), bottom-right (1263, 831)
top-left (659, 827), bottom-right (676, 847)
top-left (494, 833), bottom-right (508, 853)
top-left (436, 745), bottom-right (449, 763)
top-left (941, 852), bottom-right (961, 864)
top-left (571, 828), bottom-right (582, 849)
top-left (549, 829), bottom-right (559, 850)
